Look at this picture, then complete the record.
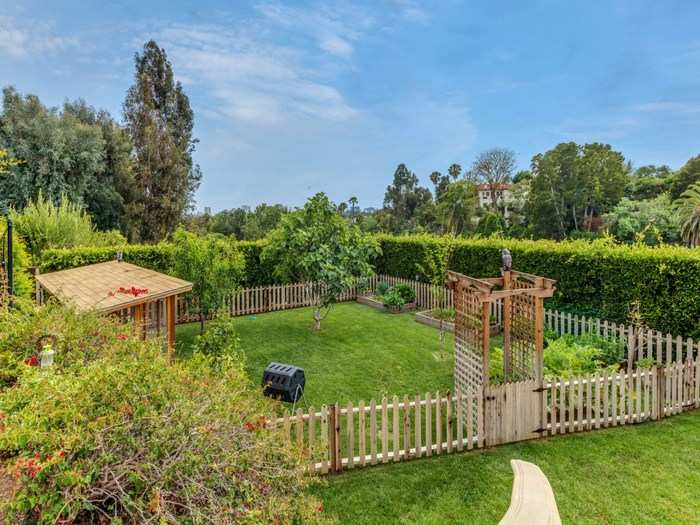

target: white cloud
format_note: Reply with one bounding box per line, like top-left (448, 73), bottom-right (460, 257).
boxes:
top-left (0, 16), bottom-right (76, 59)
top-left (390, 0), bottom-right (430, 24)
top-left (631, 102), bottom-right (700, 114)
top-left (155, 22), bottom-right (358, 126)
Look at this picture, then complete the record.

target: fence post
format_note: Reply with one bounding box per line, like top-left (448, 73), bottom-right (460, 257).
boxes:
top-left (329, 403), bottom-right (341, 473)
top-left (656, 365), bottom-right (665, 420)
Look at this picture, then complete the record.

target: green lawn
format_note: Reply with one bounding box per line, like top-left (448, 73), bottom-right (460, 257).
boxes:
top-left (176, 302), bottom-right (463, 406)
top-left (312, 410), bottom-right (700, 524)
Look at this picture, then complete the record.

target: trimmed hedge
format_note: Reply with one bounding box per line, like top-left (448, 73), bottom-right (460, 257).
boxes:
top-left (40, 235), bottom-right (700, 337)
top-left (40, 240), bottom-right (272, 287)
top-left (373, 234), bottom-right (700, 338)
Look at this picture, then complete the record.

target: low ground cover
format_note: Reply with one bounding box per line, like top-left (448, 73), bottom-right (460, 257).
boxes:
top-left (313, 410), bottom-right (700, 524)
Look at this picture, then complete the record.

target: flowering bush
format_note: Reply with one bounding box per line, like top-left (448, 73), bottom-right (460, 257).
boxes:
top-left (0, 299), bottom-right (142, 386)
top-left (0, 305), bottom-right (322, 524)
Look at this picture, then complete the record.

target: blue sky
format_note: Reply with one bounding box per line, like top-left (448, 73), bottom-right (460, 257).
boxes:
top-left (2, 1), bottom-right (700, 211)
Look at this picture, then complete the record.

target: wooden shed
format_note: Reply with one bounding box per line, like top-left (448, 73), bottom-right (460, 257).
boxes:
top-left (35, 261), bottom-right (193, 353)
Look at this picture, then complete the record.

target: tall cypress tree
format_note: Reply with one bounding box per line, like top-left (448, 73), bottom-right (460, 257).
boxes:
top-left (123, 40), bottom-right (201, 242)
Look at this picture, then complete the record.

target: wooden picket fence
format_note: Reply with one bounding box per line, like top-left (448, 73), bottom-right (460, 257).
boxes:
top-left (176, 273), bottom-right (692, 366)
top-left (271, 389), bottom-right (484, 474)
top-left (275, 360), bottom-right (700, 474)
top-left (544, 309), bottom-right (699, 366)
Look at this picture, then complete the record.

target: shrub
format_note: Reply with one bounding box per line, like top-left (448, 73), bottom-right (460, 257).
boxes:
top-left (191, 314), bottom-right (242, 363)
top-left (381, 288), bottom-right (406, 307)
top-left (0, 299), bottom-right (142, 385)
top-left (11, 192), bottom-right (125, 259)
top-left (376, 281), bottom-right (389, 296)
top-left (0, 219), bottom-right (32, 299)
top-left (395, 284), bottom-right (416, 304)
top-left (0, 306), bottom-right (321, 524)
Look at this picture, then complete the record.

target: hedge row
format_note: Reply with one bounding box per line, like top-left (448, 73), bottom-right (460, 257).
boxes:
top-left (374, 234), bottom-right (700, 338)
top-left (40, 235), bottom-right (700, 337)
top-left (40, 240), bottom-right (273, 287)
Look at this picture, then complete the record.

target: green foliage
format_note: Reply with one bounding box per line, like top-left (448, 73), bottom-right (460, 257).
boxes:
top-left (383, 164), bottom-right (432, 233)
top-left (475, 211), bottom-right (505, 236)
top-left (123, 41), bottom-right (201, 241)
top-left (675, 182), bottom-right (700, 247)
top-left (263, 193), bottom-right (379, 329)
top-left (625, 165), bottom-right (672, 200)
top-left (211, 203), bottom-right (288, 240)
top-left (172, 229), bottom-right (245, 332)
top-left (11, 192), bottom-right (125, 259)
top-left (376, 281), bottom-right (389, 296)
top-left (373, 234), bottom-right (700, 337)
top-left (40, 243), bottom-right (176, 273)
top-left (0, 219), bottom-right (32, 298)
top-left (670, 155), bottom-right (700, 200)
top-left (435, 180), bottom-right (477, 235)
top-left (543, 332), bottom-right (623, 378)
top-left (395, 284), bottom-right (416, 303)
top-left (527, 142), bottom-right (628, 238)
top-left (190, 314), bottom-right (242, 363)
top-left (0, 307), bottom-right (319, 523)
top-left (381, 287), bottom-right (407, 307)
top-left (603, 194), bottom-right (681, 245)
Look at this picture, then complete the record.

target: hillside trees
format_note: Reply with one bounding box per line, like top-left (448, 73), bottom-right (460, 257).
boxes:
top-left (527, 142), bottom-right (627, 238)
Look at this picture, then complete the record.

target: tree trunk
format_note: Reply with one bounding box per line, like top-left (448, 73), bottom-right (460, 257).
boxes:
top-left (199, 312), bottom-right (205, 335)
top-left (313, 308), bottom-right (322, 331)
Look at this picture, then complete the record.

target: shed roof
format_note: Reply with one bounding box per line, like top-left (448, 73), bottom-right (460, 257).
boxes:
top-left (36, 261), bottom-right (193, 314)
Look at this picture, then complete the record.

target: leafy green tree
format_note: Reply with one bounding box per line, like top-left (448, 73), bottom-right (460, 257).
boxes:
top-left (383, 163), bottom-right (431, 233)
top-left (476, 211), bottom-right (505, 236)
top-left (0, 149), bottom-right (20, 175)
top-left (429, 170), bottom-right (451, 201)
top-left (527, 142), bottom-right (628, 238)
top-left (263, 193), bottom-right (379, 330)
top-left (0, 87), bottom-right (105, 212)
top-left (348, 196), bottom-right (359, 220)
top-left (124, 41), bottom-right (201, 242)
top-left (625, 165), bottom-right (673, 201)
top-left (670, 155), bottom-right (700, 200)
top-left (676, 183), bottom-right (700, 247)
top-left (447, 163), bottom-right (462, 180)
top-left (210, 207), bottom-right (249, 238)
top-left (172, 229), bottom-right (244, 333)
top-left (603, 194), bottom-right (680, 245)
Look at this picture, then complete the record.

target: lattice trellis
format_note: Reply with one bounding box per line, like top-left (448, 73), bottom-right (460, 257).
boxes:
top-left (448, 269), bottom-right (555, 391)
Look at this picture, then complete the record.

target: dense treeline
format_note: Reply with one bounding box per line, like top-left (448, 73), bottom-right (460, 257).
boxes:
top-left (0, 40), bottom-right (199, 242)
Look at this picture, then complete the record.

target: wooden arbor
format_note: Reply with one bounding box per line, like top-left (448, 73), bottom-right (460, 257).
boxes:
top-left (36, 261), bottom-right (193, 354)
top-left (447, 268), bottom-right (555, 391)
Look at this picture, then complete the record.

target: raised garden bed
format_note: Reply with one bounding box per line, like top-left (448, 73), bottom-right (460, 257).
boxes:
top-left (357, 294), bottom-right (416, 313)
top-left (416, 309), bottom-right (501, 336)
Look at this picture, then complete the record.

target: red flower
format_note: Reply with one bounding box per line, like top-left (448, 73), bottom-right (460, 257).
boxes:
top-left (24, 355), bottom-right (39, 367)
top-left (115, 333), bottom-right (128, 341)
top-left (244, 421), bottom-right (256, 432)
top-left (58, 450), bottom-right (66, 459)
top-left (315, 504), bottom-right (323, 513)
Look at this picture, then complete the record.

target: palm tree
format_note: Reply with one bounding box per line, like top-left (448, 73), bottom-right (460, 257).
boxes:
top-left (676, 183), bottom-right (700, 247)
top-left (348, 196), bottom-right (359, 220)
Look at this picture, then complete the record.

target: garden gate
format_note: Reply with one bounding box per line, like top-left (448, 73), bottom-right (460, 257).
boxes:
top-left (447, 254), bottom-right (556, 445)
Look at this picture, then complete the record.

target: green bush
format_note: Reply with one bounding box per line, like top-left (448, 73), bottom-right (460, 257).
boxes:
top-left (376, 281), bottom-right (389, 296)
top-left (373, 234), bottom-right (700, 337)
top-left (0, 305), bottom-right (321, 524)
top-left (395, 283), bottom-right (416, 303)
top-left (0, 219), bottom-right (32, 298)
top-left (11, 192), bottom-right (126, 260)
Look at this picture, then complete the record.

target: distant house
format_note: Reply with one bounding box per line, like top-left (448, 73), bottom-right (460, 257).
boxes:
top-left (476, 183), bottom-right (513, 209)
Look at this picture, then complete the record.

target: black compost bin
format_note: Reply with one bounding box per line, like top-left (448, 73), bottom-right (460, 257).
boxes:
top-left (262, 362), bottom-right (306, 402)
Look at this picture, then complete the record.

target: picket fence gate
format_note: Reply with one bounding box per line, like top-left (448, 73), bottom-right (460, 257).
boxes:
top-left (274, 360), bottom-right (700, 475)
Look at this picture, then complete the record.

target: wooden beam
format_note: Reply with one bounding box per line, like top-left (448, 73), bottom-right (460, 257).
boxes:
top-left (167, 295), bottom-right (176, 357)
top-left (503, 270), bottom-right (512, 381)
top-left (482, 300), bottom-right (491, 385)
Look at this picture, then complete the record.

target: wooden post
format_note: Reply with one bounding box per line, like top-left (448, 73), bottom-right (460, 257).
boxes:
top-left (502, 270), bottom-right (512, 381)
top-left (166, 295), bottom-right (176, 357)
top-left (482, 298), bottom-right (491, 385)
top-left (656, 365), bottom-right (665, 420)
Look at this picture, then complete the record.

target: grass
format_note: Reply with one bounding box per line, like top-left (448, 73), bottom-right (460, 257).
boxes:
top-left (176, 302), bottom-right (466, 406)
top-left (312, 410), bottom-right (700, 524)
